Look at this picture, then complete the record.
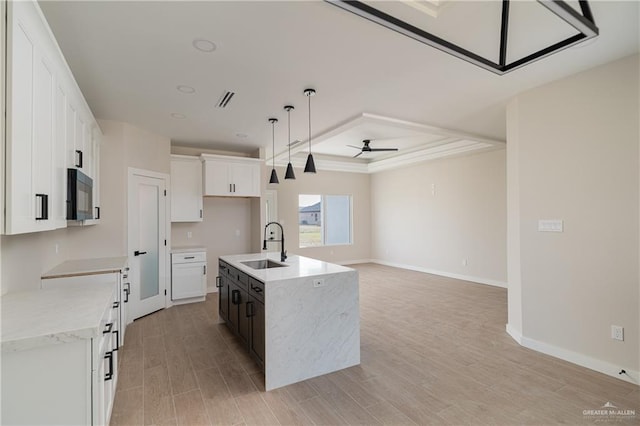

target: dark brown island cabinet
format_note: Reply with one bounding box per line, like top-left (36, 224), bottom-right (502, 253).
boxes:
top-left (217, 260), bottom-right (265, 368)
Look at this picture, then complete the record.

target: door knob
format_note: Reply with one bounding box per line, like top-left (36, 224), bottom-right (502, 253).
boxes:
top-left (134, 250), bottom-right (148, 256)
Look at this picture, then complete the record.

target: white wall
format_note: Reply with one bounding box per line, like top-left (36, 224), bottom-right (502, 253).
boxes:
top-left (0, 120), bottom-right (170, 294)
top-left (370, 149), bottom-right (507, 286)
top-left (265, 166), bottom-right (371, 264)
top-left (171, 196), bottom-right (255, 290)
top-left (507, 54), bottom-right (639, 383)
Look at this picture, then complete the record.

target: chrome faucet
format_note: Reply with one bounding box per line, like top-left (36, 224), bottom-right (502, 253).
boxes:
top-left (263, 221), bottom-right (287, 262)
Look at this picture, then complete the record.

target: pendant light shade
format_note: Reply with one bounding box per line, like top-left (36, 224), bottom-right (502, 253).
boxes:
top-left (268, 118), bottom-right (279, 184)
top-left (304, 88), bottom-right (317, 174)
top-left (284, 105), bottom-right (296, 180)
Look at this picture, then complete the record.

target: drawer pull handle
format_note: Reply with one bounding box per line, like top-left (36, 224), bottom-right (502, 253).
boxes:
top-left (216, 276), bottom-right (222, 288)
top-left (75, 150), bottom-right (83, 168)
top-left (232, 289), bottom-right (240, 305)
top-left (113, 301), bottom-right (120, 309)
top-left (103, 322), bottom-right (114, 334)
top-left (123, 284), bottom-right (130, 303)
top-left (104, 351), bottom-right (113, 381)
top-left (251, 285), bottom-right (263, 293)
top-left (113, 330), bottom-right (119, 351)
top-left (246, 301), bottom-right (255, 317)
top-left (184, 256), bottom-right (195, 259)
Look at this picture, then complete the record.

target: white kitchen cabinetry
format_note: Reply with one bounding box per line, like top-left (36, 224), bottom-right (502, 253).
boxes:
top-left (1, 284), bottom-right (119, 425)
top-left (171, 248), bottom-right (208, 303)
top-left (201, 154), bottom-right (262, 197)
top-left (4, 0), bottom-right (56, 234)
top-left (83, 128), bottom-right (102, 224)
top-left (2, 0), bottom-right (102, 234)
top-left (41, 256), bottom-right (130, 347)
top-left (170, 155), bottom-right (203, 222)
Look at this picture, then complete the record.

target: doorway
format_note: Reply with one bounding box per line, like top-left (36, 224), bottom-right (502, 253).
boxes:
top-left (127, 168), bottom-right (170, 321)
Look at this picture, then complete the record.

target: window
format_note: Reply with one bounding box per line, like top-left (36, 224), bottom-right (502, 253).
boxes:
top-left (299, 194), bottom-right (352, 248)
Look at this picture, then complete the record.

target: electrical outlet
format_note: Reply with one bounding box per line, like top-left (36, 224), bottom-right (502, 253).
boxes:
top-left (55, 243), bottom-right (59, 254)
top-left (313, 279), bottom-right (325, 288)
top-left (462, 258), bottom-right (468, 267)
top-left (611, 325), bottom-right (624, 341)
top-left (187, 231), bottom-right (192, 239)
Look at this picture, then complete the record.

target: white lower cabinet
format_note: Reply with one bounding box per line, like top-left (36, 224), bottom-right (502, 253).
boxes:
top-left (1, 284), bottom-right (119, 425)
top-left (171, 250), bottom-right (207, 302)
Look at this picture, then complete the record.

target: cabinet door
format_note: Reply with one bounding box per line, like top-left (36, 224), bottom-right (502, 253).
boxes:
top-left (237, 289), bottom-right (250, 346)
top-left (203, 159), bottom-right (231, 196)
top-left (4, 1), bottom-right (55, 234)
top-left (230, 162), bottom-right (260, 197)
top-left (92, 129), bottom-right (101, 221)
top-left (82, 121), bottom-right (94, 179)
top-left (249, 296), bottom-right (265, 368)
top-left (170, 157), bottom-right (203, 222)
top-left (171, 262), bottom-right (206, 300)
top-left (218, 275), bottom-right (229, 322)
top-left (53, 83), bottom-right (68, 229)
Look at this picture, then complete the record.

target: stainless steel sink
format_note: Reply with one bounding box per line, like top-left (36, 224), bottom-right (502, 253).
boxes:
top-left (241, 259), bottom-right (288, 270)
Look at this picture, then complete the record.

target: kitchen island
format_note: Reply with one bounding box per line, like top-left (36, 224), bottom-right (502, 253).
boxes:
top-left (218, 253), bottom-right (360, 391)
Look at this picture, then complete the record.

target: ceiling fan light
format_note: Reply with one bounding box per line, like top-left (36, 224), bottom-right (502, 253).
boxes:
top-left (285, 162), bottom-right (296, 179)
top-left (304, 153), bottom-right (316, 173)
top-left (269, 168), bottom-right (280, 184)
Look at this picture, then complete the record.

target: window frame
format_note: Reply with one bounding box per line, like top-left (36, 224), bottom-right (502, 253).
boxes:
top-left (298, 194), bottom-right (353, 249)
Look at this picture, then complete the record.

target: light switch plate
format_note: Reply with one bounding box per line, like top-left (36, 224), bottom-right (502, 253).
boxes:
top-left (538, 219), bottom-right (563, 232)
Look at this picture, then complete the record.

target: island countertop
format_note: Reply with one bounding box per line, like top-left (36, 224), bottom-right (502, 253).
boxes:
top-left (219, 252), bottom-right (354, 283)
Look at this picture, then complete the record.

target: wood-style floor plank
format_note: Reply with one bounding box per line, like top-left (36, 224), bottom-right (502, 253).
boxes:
top-left (110, 263), bottom-right (638, 425)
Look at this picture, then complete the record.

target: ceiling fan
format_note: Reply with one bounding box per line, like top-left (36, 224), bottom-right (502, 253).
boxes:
top-left (347, 139), bottom-right (399, 158)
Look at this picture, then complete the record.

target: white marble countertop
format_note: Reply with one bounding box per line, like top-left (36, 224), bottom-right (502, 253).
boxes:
top-left (1, 283), bottom-right (116, 352)
top-left (171, 246), bottom-right (207, 254)
top-left (219, 253), bottom-right (354, 283)
top-left (41, 256), bottom-right (128, 279)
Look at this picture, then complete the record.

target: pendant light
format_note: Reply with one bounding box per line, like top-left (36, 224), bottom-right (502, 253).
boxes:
top-left (268, 118), bottom-right (279, 184)
top-left (303, 88), bottom-right (316, 173)
top-left (284, 105), bottom-right (296, 180)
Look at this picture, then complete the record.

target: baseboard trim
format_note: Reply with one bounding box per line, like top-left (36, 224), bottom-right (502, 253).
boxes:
top-left (505, 323), bottom-right (523, 344)
top-left (506, 328), bottom-right (639, 385)
top-left (370, 259), bottom-right (507, 288)
top-left (337, 259), bottom-right (373, 266)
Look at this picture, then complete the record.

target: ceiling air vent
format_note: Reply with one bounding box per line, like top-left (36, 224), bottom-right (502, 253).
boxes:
top-left (216, 90), bottom-right (235, 108)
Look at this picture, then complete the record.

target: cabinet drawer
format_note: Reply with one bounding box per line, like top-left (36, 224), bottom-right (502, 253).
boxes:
top-left (248, 278), bottom-right (264, 303)
top-left (172, 252), bottom-right (206, 263)
top-left (219, 260), bottom-right (230, 277)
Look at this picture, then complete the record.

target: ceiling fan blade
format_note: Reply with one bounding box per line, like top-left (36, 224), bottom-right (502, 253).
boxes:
top-left (347, 145), bottom-right (362, 150)
top-left (353, 152), bottom-right (363, 158)
top-left (370, 148), bottom-right (399, 152)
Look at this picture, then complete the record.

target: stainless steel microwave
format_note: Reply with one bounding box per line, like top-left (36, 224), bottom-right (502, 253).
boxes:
top-left (67, 168), bottom-right (93, 220)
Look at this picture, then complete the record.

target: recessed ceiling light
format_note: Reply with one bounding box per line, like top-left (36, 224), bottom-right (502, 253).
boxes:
top-left (171, 113), bottom-right (186, 119)
top-left (236, 133), bottom-right (248, 138)
top-left (192, 38), bottom-right (217, 53)
top-left (177, 85), bottom-right (195, 94)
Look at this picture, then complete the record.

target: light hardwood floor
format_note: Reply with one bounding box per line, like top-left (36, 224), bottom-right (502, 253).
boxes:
top-left (110, 263), bottom-right (638, 425)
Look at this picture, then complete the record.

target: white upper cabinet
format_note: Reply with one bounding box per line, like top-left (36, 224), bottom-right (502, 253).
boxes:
top-left (201, 154), bottom-right (262, 198)
top-left (170, 155), bottom-right (203, 222)
top-left (4, 1), bottom-right (56, 234)
top-left (3, 0), bottom-right (101, 234)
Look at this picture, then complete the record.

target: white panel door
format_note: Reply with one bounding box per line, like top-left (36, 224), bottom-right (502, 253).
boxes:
top-left (128, 170), bottom-right (168, 320)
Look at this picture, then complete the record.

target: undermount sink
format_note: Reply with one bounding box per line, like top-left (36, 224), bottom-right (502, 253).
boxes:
top-left (241, 259), bottom-right (288, 270)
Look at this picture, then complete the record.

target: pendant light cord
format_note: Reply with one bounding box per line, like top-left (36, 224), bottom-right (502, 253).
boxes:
top-left (288, 108), bottom-right (291, 160)
top-left (308, 93), bottom-right (312, 153)
top-left (272, 121), bottom-right (276, 168)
